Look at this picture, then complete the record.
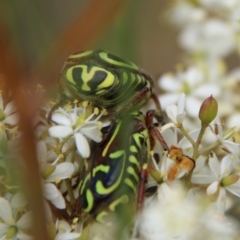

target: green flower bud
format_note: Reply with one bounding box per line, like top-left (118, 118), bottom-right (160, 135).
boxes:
top-left (148, 166), bottom-right (164, 184)
top-left (221, 174), bottom-right (239, 187)
top-left (199, 95), bottom-right (218, 125)
top-left (6, 226), bottom-right (17, 239)
top-left (41, 165), bottom-right (56, 179)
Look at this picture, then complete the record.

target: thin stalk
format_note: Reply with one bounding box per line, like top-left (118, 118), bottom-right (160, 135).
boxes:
top-left (178, 123), bottom-right (195, 146)
top-left (192, 124), bottom-right (208, 160)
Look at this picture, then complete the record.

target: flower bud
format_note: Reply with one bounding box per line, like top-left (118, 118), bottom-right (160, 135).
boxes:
top-left (221, 174), bottom-right (239, 186)
top-left (148, 166), bottom-right (164, 184)
top-left (41, 165), bottom-right (56, 179)
top-left (6, 226), bottom-right (17, 239)
top-left (199, 95), bottom-right (218, 125)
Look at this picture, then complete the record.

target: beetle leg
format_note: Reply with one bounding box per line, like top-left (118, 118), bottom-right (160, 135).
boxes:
top-left (145, 110), bottom-right (169, 151)
top-left (151, 92), bottom-right (162, 111)
top-left (137, 163), bottom-right (148, 211)
top-left (117, 87), bottom-right (151, 116)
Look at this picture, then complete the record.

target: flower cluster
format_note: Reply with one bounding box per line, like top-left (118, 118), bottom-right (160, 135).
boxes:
top-left (137, 94), bottom-right (240, 240)
top-left (138, 1), bottom-right (240, 239)
top-left (1, 1), bottom-right (240, 240)
top-left (170, 0), bottom-right (240, 58)
top-left (0, 90), bottom-right (104, 239)
top-left (1, 87), bottom-right (239, 240)
top-left (159, 0), bottom-right (240, 130)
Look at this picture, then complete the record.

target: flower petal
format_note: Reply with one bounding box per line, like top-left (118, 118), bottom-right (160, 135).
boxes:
top-left (208, 152), bottom-right (221, 180)
top-left (158, 74), bottom-right (181, 92)
top-left (4, 102), bottom-right (17, 116)
top-left (207, 181), bottom-right (219, 196)
top-left (177, 93), bottom-right (186, 116)
top-left (225, 180), bottom-right (240, 197)
top-left (176, 112), bottom-right (186, 124)
top-left (185, 96), bottom-right (202, 118)
top-left (56, 219), bottom-right (71, 233)
top-left (194, 84), bottom-right (221, 99)
top-left (161, 128), bottom-right (178, 147)
top-left (191, 173), bottom-right (215, 185)
top-left (216, 188), bottom-right (226, 213)
top-left (158, 93), bottom-right (180, 110)
top-left (80, 124), bottom-right (102, 142)
top-left (55, 232), bottom-right (81, 240)
top-left (0, 223), bottom-right (9, 237)
top-left (222, 140), bottom-right (240, 155)
top-left (193, 156), bottom-right (205, 172)
top-left (45, 162), bottom-right (75, 182)
top-left (48, 126), bottom-right (73, 138)
top-left (16, 231), bottom-right (33, 240)
top-left (43, 183), bottom-right (65, 209)
top-left (10, 192), bottom-right (27, 209)
top-left (51, 112), bottom-right (71, 126)
top-left (4, 113), bottom-right (19, 125)
top-left (166, 105), bottom-right (178, 123)
top-left (74, 132), bottom-right (90, 158)
top-left (16, 211), bottom-right (32, 230)
top-left (0, 198), bottom-right (13, 223)
top-left (220, 155), bottom-right (233, 178)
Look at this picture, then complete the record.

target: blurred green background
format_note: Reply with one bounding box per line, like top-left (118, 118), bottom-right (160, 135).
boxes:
top-left (0, 0), bottom-right (182, 85)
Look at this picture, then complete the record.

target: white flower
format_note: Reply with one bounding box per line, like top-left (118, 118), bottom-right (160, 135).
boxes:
top-left (10, 192), bottom-right (28, 211)
top-left (0, 197), bottom-right (32, 239)
top-left (201, 210), bottom-right (239, 240)
top-left (209, 117), bottom-right (239, 155)
top-left (179, 19), bottom-right (235, 58)
top-left (43, 183), bottom-right (65, 209)
top-left (41, 158), bottom-right (75, 209)
top-left (191, 156), bottom-right (215, 185)
top-left (158, 63), bottom-right (221, 120)
top-left (49, 107), bottom-right (102, 158)
top-left (139, 182), bottom-right (239, 240)
top-left (139, 182), bottom-right (202, 240)
top-left (0, 95), bottom-right (19, 127)
top-left (37, 141), bottom-right (75, 182)
top-left (54, 219), bottom-right (81, 240)
top-left (37, 141), bottom-right (75, 209)
top-left (170, 1), bottom-right (206, 26)
top-left (165, 93), bottom-right (186, 124)
top-left (204, 153), bottom-right (240, 212)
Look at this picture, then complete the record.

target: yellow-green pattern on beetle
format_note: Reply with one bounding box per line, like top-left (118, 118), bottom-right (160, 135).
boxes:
top-left (59, 50), bottom-right (153, 115)
top-left (59, 50), bottom-right (161, 225)
top-left (79, 111), bottom-right (150, 223)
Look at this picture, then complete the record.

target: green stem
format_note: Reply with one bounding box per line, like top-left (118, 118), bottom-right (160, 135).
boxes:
top-left (178, 123), bottom-right (195, 146)
top-left (178, 123), bottom-right (209, 160)
top-left (192, 124), bottom-right (208, 160)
